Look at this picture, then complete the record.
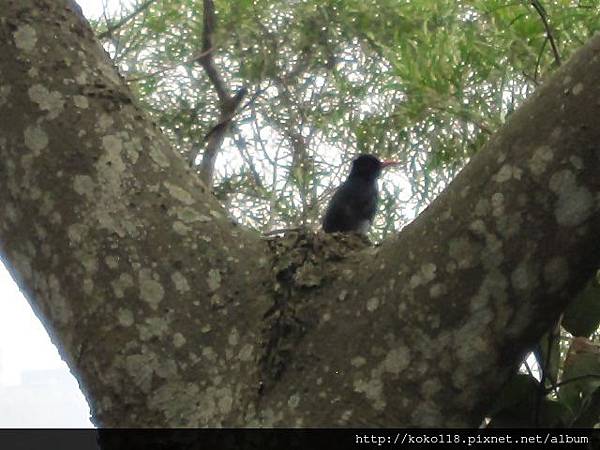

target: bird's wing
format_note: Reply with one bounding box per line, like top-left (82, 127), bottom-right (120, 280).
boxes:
top-left (323, 181), bottom-right (378, 232)
top-left (356, 184), bottom-right (378, 223)
top-left (323, 185), bottom-right (356, 232)
top-left (322, 190), bottom-right (345, 229)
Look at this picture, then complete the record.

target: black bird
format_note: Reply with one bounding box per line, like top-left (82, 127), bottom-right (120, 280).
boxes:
top-left (322, 154), bottom-right (399, 233)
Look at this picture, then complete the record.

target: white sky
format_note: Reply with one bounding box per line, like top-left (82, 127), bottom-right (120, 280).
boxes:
top-left (0, 267), bottom-right (65, 386)
top-left (79, 0), bottom-right (114, 18)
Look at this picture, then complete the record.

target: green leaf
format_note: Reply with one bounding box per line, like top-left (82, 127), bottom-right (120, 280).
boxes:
top-left (538, 399), bottom-right (570, 428)
top-left (488, 374), bottom-right (572, 427)
top-left (559, 345), bottom-right (600, 424)
top-left (572, 387), bottom-right (600, 427)
top-left (86, 0), bottom-right (600, 237)
top-left (488, 373), bottom-right (539, 418)
top-left (563, 272), bottom-right (600, 337)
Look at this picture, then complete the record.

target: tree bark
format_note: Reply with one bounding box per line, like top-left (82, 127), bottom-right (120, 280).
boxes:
top-left (1, 0), bottom-right (599, 427)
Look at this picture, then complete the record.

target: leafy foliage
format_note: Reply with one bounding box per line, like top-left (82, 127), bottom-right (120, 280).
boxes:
top-left (88, 0), bottom-right (600, 427)
top-left (564, 271), bottom-right (600, 337)
top-left (91, 0), bottom-right (600, 234)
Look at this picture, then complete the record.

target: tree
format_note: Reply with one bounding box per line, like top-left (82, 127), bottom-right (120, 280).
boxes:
top-left (0, 0), bottom-right (599, 427)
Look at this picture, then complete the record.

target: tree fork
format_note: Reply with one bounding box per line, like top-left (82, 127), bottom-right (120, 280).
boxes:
top-left (0, 0), bottom-right (599, 427)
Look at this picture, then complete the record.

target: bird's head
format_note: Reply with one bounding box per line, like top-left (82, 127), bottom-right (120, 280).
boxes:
top-left (349, 154), bottom-right (400, 181)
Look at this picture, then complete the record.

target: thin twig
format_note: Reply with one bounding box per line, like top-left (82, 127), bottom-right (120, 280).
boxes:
top-left (230, 124), bottom-right (263, 190)
top-left (523, 360), bottom-right (536, 379)
top-left (530, 0), bottom-right (562, 66)
top-left (533, 37), bottom-right (548, 84)
top-left (98, 0), bottom-right (157, 40)
top-left (262, 227), bottom-right (305, 237)
top-left (126, 48), bottom-right (214, 83)
top-left (534, 330), bottom-right (556, 427)
top-left (240, 85), bottom-right (270, 113)
top-left (549, 374), bottom-right (600, 391)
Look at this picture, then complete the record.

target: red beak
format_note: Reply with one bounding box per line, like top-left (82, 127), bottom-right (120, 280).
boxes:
top-left (381, 160), bottom-right (401, 169)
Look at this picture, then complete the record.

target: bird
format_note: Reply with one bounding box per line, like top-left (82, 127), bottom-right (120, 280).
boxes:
top-left (322, 154), bottom-right (400, 234)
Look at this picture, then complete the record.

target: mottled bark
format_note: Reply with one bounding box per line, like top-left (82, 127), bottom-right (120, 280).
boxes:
top-left (0, 0), bottom-right (269, 426)
top-left (0, 0), bottom-right (599, 427)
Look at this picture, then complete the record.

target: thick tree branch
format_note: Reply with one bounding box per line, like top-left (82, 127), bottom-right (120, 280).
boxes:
top-left (351, 36), bottom-right (598, 424)
top-left (244, 35), bottom-right (600, 426)
top-left (1, 0), bottom-right (267, 426)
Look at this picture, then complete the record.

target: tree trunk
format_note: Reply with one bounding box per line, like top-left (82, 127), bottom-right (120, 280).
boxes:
top-left (1, 0), bottom-right (599, 427)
